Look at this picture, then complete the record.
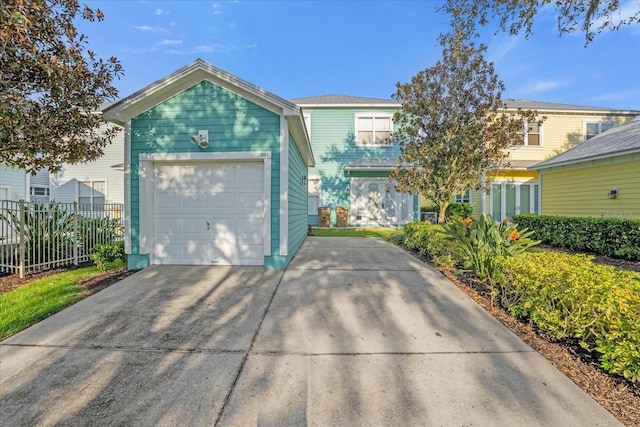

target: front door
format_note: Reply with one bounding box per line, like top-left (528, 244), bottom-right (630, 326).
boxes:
top-left (350, 179), bottom-right (413, 225)
top-left (491, 182), bottom-right (539, 222)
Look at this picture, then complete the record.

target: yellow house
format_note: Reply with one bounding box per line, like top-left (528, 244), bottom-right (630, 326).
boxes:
top-left (529, 118), bottom-right (640, 219)
top-left (462, 99), bottom-right (639, 220)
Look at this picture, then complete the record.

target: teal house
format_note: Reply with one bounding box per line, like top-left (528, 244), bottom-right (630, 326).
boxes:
top-left (104, 59), bottom-right (313, 270)
top-left (292, 95), bottom-right (418, 226)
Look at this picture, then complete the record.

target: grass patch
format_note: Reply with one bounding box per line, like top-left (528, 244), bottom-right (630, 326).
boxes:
top-left (0, 266), bottom-right (101, 340)
top-left (309, 227), bottom-right (399, 239)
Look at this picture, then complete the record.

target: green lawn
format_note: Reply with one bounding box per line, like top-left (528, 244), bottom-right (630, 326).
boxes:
top-left (309, 227), bottom-right (400, 239)
top-left (0, 266), bottom-right (101, 340)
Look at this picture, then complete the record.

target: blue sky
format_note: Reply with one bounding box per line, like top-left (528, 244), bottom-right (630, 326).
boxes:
top-left (77, 1), bottom-right (640, 110)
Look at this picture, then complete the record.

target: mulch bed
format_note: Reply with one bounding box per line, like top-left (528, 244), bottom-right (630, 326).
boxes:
top-left (405, 247), bottom-right (640, 427)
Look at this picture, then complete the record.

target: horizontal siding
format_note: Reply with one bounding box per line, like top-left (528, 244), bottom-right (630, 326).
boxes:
top-left (287, 133), bottom-right (308, 262)
top-left (0, 165), bottom-right (27, 200)
top-left (129, 80), bottom-right (281, 258)
top-left (509, 114), bottom-right (634, 164)
top-left (51, 127), bottom-right (125, 204)
top-left (305, 107), bottom-right (400, 210)
top-left (541, 158), bottom-right (640, 218)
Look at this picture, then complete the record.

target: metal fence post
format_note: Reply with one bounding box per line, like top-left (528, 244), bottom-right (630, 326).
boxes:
top-left (73, 202), bottom-right (78, 266)
top-left (18, 200), bottom-right (25, 278)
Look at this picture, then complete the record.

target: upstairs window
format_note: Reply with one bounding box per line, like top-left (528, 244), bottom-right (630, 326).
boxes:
top-left (518, 120), bottom-right (542, 147)
top-left (584, 121), bottom-right (615, 141)
top-left (355, 113), bottom-right (392, 146)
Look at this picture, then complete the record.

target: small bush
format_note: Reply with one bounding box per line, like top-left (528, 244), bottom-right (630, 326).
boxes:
top-left (493, 252), bottom-right (640, 382)
top-left (90, 241), bottom-right (126, 272)
top-left (387, 232), bottom-right (406, 246)
top-left (402, 222), bottom-right (456, 267)
top-left (513, 214), bottom-right (640, 260)
top-left (420, 203), bottom-right (473, 221)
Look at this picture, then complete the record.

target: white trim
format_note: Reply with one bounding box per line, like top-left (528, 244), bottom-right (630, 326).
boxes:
top-left (139, 151), bottom-right (271, 162)
top-left (263, 159), bottom-right (272, 256)
top-left (124, 123), bottom-right (132, 254)
top-left (138, 151), bottom-right (272, 265)
top-left (279, 116), bottom-right (289, 257)
top-left (354, 112), bottom-right (394, 147)
top-left (295, 103), bottom-right (402, 108)
top-left (25, 173), bottom-right (30, 202)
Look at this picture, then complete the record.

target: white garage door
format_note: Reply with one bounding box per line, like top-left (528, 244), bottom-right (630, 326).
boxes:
top-left (152, 162), bottom-right (264, 265)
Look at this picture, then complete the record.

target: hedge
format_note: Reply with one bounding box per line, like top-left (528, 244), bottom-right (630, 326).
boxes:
top-left (513, 214), bottom-right (640, 260)
top-left (494, 252), bottom-right (640, 382)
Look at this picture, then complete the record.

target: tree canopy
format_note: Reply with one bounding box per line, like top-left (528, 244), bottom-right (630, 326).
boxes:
top-left (0, 0), bottom-right (123, 173)
top-left (440, 0), bottom-right (640, 45)
top-left (390, 39), bottom-right (539, 223)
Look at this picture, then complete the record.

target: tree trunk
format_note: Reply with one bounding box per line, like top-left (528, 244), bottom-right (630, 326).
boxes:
top-left (438, 202), bottom-right (449, 224)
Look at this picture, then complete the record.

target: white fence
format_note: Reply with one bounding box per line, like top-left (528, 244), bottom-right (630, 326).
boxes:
top-left (0, 200), bottom-right (124, 277)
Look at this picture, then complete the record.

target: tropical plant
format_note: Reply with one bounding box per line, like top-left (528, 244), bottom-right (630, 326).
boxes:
top-left (442, 214), bottom-right (539, 285)
top-left (0, 202), bottom-right (76, 265)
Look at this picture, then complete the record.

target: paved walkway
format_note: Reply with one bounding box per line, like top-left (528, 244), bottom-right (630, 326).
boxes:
top-left (0, 237), bottom-right (621, 426)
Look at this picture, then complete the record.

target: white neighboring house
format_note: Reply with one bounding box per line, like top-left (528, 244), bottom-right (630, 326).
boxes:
top-left (0, 164), bottom-right (29, 202)
top-left (48, 125), bottom-right (125, 205)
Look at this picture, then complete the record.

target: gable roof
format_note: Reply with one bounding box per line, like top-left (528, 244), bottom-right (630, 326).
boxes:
top-left (291, 94), bottom-right (400, 107)
top-left (531, 118), bottom-right (640, 170)
top-left (503, 99), bottom-right (639, 115)
top-left (103, 58), bottom-right (313, 166)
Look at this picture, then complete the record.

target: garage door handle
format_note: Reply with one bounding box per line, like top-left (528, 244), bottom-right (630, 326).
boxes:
top-left (206, 221), bottom-right (210, 230)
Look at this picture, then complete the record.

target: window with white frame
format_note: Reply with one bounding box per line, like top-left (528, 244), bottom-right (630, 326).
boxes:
top-left (308, 175), bottom-right (322, 214)
top-left (78, 180), bottom-right (106, 205)
top-left (355, 113), bottom-right (392, 146)
top-left (30, 187), bottom-right (50, 197)
top-left (454, 190), bottom-right (472, 204)
top-left (521, 120), bottom-right (542, 146)
top-left (584, 121), bottom-right (616, 141)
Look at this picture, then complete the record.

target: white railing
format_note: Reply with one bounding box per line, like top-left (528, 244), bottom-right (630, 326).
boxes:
top-left (0, 200), bottom-right (124, 278)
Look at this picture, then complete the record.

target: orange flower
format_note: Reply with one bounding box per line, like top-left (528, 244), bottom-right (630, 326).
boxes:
top-left (509, 230), bottom-right (520, 241)
top-left (464, 217), bottom-right (473, 228)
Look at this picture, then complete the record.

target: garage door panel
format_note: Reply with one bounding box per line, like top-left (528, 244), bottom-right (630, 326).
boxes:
top-left (155, 194), bottom-right (181, 209)
top-left (153, 161), bottom-right (265, 266)
top-left (182, 195), bottom-right (208, 209)
top-left (155, 218), bottom-right (181, 235)
top-left (209, 192), bottom-right (236, 209)
top-left (236, 192), bottom-right (263, 209)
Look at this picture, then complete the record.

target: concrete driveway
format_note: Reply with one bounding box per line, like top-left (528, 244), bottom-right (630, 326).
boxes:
top-left (0, 237), bottom-right (621, 426)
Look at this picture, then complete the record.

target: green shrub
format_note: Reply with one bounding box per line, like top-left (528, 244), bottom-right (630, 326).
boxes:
top-left (446, 203), bottom-right (473, 221)
top-left (420, 203), bottom-right (473, 221)
top-left (90, 241), bottom-right (126, 272)
top-left (387, 232), bottom-right (406, 246)
top-left (513, 214), bottom-right (640, 260)
top-left (442, 215), bottom-right (539, 282)
top-left (494, 252), bottom-right (640, 382)
top-left (402, 222), bottom-right (456, 267)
